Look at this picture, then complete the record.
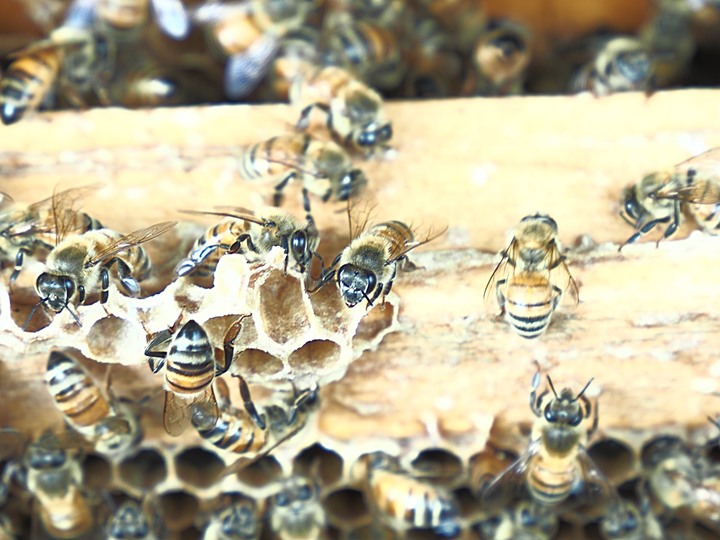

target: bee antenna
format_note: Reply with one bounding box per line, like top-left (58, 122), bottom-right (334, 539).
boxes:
top-left (23, 298), bottom-right (47, 332)
top-left (546, 375), bottom-right (559, 399)
top-left (66, 305), bottom-right (82, 328)
top-left (574, 377), bottom-right (595, 401)
top-left (362, 291), bottom-right (374, 306)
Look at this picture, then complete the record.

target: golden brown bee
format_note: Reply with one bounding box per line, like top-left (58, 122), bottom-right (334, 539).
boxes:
top-left (481, 370), bottom-right (616, 513)
top-left (291, 65), bottom-right (393, 156)
top-left (201, 497), bottom-right (260, 540)
top-left (45, 349), bottom-right (141, 455)
top-left (259, 27), bottom-right (321, 101)
top-left (176, 207), bottom-right (320, 277)
top-left (465, 21), bottom-right (531, 96)
top-left (0, 184), bottom-right (103, 285)
top-left (145, 318), bottom-right (240, 437)
top-left (484, 214), bottom-right (578, 339)
top-left (0, 26), bottom-right (113, 125)
top-left (30, 219), bottom-right (176, 326)
top-left (64, 0), bottom-right (190, 40)
top-left (570, 36), bottom-right (655, 96)
top-left (190, 374), bottom-right (318, 465)
top-left (193, 0), bottom-right (318, 99)
top-left (268, 475), bottom-right (326, 540)
top-left (619, 147), bottom-right (720, 249)
top-left (237, 133), bottom-right (367, 207)
top-left (474, 501), bottom-right (558, 540)
top-left (106, 500), bottom-right (158, 540)
top-left (316, 216), bottom-right (445, 308)
top-left (363, 452), bottom-right (460, 537)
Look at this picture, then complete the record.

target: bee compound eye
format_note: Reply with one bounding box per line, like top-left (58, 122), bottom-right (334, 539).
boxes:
top-left (357, 130), bottom-right (376, 147)
top-left (543, 406), bottom-right (556, 423)
top-left (297, 484), bottom-right (313, 500)
top-left (379, 124), bottom-right (392, 142)
top-left (274, 493), bottom-right (290, 507)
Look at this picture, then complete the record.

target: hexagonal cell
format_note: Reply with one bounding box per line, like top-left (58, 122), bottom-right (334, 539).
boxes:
top-left (234, 455), bottom-right (282, 488)
top-left (82, 453), bottom-right (112, 491)
top-left (287, 340), bottom-right (342, 371)
top-left (234, 348), bottom-right (284, 378)
top-left (352, 301), bottom-right (398, 353)
top-left (118, 448), bottom-right (167, 490)
top-left (468, 447), bottom-right (517, 495)
top-left (175, 446), bottom-right (225, 489)
top-left (308, 282), bottom-right (349, 334)
top-left (257, 269), bottom-right (310, 344)
top-left (323, 488), bottom-right (369, 528)
top-left (293, 443), bottom-right (344, 487)
top-left (588, 438), bottom-right (636, 485)
top-left (158, 490), bottom-right (199, 532)
top-left (640, 435), bottom-right (686, 469)
top-left (8, 284), bottom-right (52, 333)
top-left (407, 448), bottom-right (464, 486)
top-left (87, 315), bottom-right (145, 361)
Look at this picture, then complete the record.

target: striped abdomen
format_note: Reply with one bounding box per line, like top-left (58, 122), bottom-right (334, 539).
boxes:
top-left (526, 452), bottom-right (577, 506)
top-left (164, 321), bottom-right (215, 397)
top-left (504, 272), bottom-right (557, 339)
top-left (182, 218), bottom-right (248, 277)
top-left (45, 350), bottom-right (111, 429)
top-left (93, 229), bottom-right (152, 283)
top-left (367, 221), bottom-right (414, 259)
top-left (238, 135), bottom-right (308, 181)
top-left (331, 22), bottom-right (402, 88)
top-left (37, 488), bottom-right (93, 539)
top-left (192, 410), bottom-right (267, 454)
top-left (0, 49), bottom-right (61, 125)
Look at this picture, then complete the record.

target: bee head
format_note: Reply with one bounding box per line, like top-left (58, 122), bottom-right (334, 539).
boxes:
top-left (220, 501), bottom-right (256, 536)
top-left (621, 185), bottom-right (644, 224)
top-left (614, 49), bottom-right (652, 84)
top-left (272, 476), bottom-right (318, 514)
top-left (25, 436), bottom-right (67, 471)
top-left (601, 505), bottom-right (640, 539)
top-left (35, 272), bottom-right (76, 313)
top-left (336, 264), bottom-right (376, 307)
top-left (356, 122), bottom-right (393, 149)
top-left (109, 503), bottom-right (151, 538)
top-left (336, 169), bottom-right (367, 201)
top-left (543, 376), bottom-right (593, 427)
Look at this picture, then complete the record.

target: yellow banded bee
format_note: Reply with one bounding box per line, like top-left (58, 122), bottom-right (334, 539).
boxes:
top-left (0, 184), bottom-right (103, 286)
top-left (145, 318), bottom-right (242, 437)
top-left (291, 65), bottom-right (393, 156)
top-left (474, 500), bottom-right (558, 540)
top-left (0, 26), bottom-right (113, 125)
top-left (192, 0), bottom-right (318, 99)
top-left (63, 0), bottom-right (190, 40)
top-left (484, 214), bottom-right (578, 339)
top-left (106, 500), bottom-right (158, 540)
top-left (570, 36), bottom-right (655, 96)
top-left (45, 349), bottom-right (141, 455)
top-left (29, 219), bottom-right (176, 327)
top-left (363, 452), bottom-right (460, 537)
top-left (176, 206), bottom-right (320, 277)
top-left (619, 146), bottom-right (720, 249)
top-left (481, 370), bottom-right (617, 514)
top-left (315, 207), bottom-right (445, 307)
top-left (190, 374), bottom-right (318, 466)
top-left (201, 497), bottom-right (260, 540)
top-left (237, 133), bottom-right (367, 207)
top-left (268, 475), bottom-right (326, 540)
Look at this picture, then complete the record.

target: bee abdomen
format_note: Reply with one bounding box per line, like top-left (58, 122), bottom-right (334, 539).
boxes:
top-left (194, 413), bottom-right (266, 453)
top-left (0, 51), bottom-right (60, 125)
top-left (528, 462), bottom-right (575, 505)
top-left (368, 221), bottom-right (414, 253)
top-left (505, 274), bottom-right (555, 339)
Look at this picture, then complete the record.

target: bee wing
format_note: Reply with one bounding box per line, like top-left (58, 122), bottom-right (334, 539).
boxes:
top-left (483, 249), bottom-right (512, 315)
top-left (387, 223), bottom-right (448, 262)
top-left (85, 221), bottom-right (177, 267)
top-left (651, 147), bottom-right (720, 204)
top-left (224, 34), bottom-right (281, 100)
top-left (346, 196), bottom-right (377, 240)
top-left (480, 439), bottom-right (538, 511)
top-left (547, 245), bottom-right (579, 308)
top-left (563, 447), bottom-right (623, 517)
top-left (163, 391), bottom-right (191, 437)
top-left (180, 208), bottom-right (266, 227)
top-left (151, 0), bottom-right (191, 40)
top-left (62, 0), bottom-right (97, 29)
top-left (674, 147), bottom-right (720, 178)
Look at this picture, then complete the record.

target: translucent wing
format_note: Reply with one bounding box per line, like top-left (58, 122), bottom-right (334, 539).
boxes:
top-left (51, 183), bottom-right (103, 243)
top-left (547, 251), bottom-right (580, 309)
top-left (86, 221), bottom-right (177, 267)
top-left (653, 147), bottom-right (720, 203)
top-left (674, 147), bottom-right (720, 178)
top-left (346, 196), bottom-right (376, 240)
top-left (483, 246), bottom-right (513, 315)
top-left (164, 385), bottom-right (217, 437)
top-left (180, 208), bottom-right (266, 227)
top-left (562, 447), bottom-right (622, 519)
top-left (151, 0), bottom-right (190, 40)
top-left (480, 439), bottom-right (538, 512)
top-left (0, 192), bottom-right (14, 214)
top-left (387, 223), bottom-right (447, 263)
top-left (224, 35), bottom-right (281, 100)
top-left (62, 0), bottom-right (97, 29)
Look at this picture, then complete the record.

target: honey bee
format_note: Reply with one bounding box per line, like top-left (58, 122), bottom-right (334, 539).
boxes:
top-left (192, 0), bottom-right (318, 99)
top-left (63, 0), bottom-right (190, 40)
top-left (465, 21), bottom-right (531, 96)
top-left (0, 184), bottom-right (103, 285)
top-left (45, 349), bottom-right (141, 455)
top-left (190, 374), bottom-right (318, 464)
top-left (291, 65), bottom-right (393, 156)
top-left (237, 133), bottom-right (367, 207)
top-left (474, 501), bottom-right (558, 540)
top-left (268, 475), bottom-right (326, 540)
top-left (599, 496), bottom-right (664, 540)
top-left (481, 370), bottom-right (617, 514)
top-left (484, 213), bottom-right (578, 339)
top-left (570, 36), bottom-right (655, 96)
top-left (29, 220), bottom-right (176, 326)
top-left (145, 318), bottom-right (241, 437)
top-left (259, 27), bottom-right (321, 102)
top-left (176, 206), bottom-right (320, 277)
top-left (619, 147), bottom-right (720, 249)
top-left (201, 497), bottom-right (260, 540)
top-left (106, 500), bottom-right (158, 540)
top-left (0, 26), bottom-right (113, 125)
top-left (363, 452), bottom-right (460, 537)
top-left (315, 207), bottom-right (445, 307)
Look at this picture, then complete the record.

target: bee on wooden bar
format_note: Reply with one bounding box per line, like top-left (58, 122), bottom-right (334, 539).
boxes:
top-left (45, 349), bottom-right (141, 455)
top-left (106, 500), bottom-right (158, 540)
top-left (484, 213), bottom-right (578, 339)
top-left (570, 36), bottom-right (655, 96)
top-left (0, 26), bottom-right (113, 125)
top-left (63, 0), bottom-right (190, 40)
top-left (190, 374), bottom-right (318, 466)
top-left (29, 219), bottom-right (176, 327)
top-left (619, 146), bottom-right (720, 249)
top-left (474, 500), bottom-right (558, 540)
top-left (481, 370), bottom-right (618, 515)
top-left (192, 0), bottom-right (318, 99)
top-left (0, 184), bottom-right (103, 286)
top-left (268, 475), bottom-right (326, 540)
top-left (363, 452), bottom-right (460, 537)
top-left (237, 133), bottom-right (367, 207)
top-left (291, 65), bottom-right (393, 156)
top-left (201, 497), bottom-right (260, 540)
top-left (176, 206), bottom-right (320, 277)
top-left (145, 318), bottom-right (243, 437)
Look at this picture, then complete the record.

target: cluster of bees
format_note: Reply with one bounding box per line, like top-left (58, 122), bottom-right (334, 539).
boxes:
top-left (2, 0), bottom-right (720, 125)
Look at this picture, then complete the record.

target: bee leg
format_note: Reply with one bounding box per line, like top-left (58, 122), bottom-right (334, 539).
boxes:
top-left (144, 329), bottom-right (173, 363)
top-left (114, 258), bottom-right (141, 296)
top-left (618, 215), bottom-right (670, 251)
top-left (9, 247), bottom-right (27, 286)
top-left (495, 279), bottom-right (507, 318)
top-left (229, 233), bottom-right (257, 255)
top-left (529, 366), bottom-right (543, 414)
top-left (286, 386), bottom-right (318, 425)
top-left (297, 103), bottom-right (330, 131)
top-left (272, 172), bottom-right (298, 207)
top-left (235, 375), bottom-right (266, 430)
top-left (177, 244), bottom-right (222, 276)
top-left (587, 397), bottom-right (599, 438)
top-left (398, 255), bottom-right (420, 273)
top-left (219, 316), bottom-right (246, 376)
top-left (656, 200), bottom-right (681, 247)
top-left (551, 285), bottom-right (563, 309)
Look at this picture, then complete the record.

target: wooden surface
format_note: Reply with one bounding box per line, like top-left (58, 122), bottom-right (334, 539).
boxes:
top-left (1, 90), bottom-right (720, 458)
